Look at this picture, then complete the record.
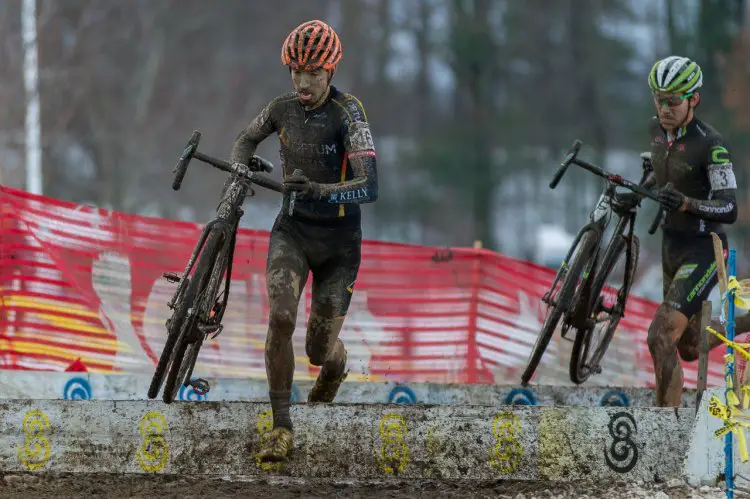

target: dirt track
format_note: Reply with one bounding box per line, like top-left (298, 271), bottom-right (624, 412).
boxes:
top-left (0, 473), bottom-right (728, 498)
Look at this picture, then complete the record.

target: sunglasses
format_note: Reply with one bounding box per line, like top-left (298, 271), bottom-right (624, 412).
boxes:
top-left (653, 92), bottom-right (693, 108)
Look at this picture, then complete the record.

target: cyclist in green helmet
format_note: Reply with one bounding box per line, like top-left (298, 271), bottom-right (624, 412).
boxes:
top-left (614, 55), bottom-right (741, 406)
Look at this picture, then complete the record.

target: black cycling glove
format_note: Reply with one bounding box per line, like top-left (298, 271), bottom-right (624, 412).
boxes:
top-left (611, 192), bottom-right (640, 211)
top-left (657, 183), bottom-right (686, 212)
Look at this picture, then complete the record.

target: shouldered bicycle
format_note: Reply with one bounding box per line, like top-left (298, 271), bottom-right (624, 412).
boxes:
top-left (520, 139), bottom-right (665, 385)
top-left (147, 131), bottom-right (283, 403)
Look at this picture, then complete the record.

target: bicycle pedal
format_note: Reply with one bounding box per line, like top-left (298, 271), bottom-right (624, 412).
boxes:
top-left (189, 378), bottom-right (210, 395)
top-left (198, 323), bottom-right (223, 339)
top-left (163, 272), bottom-right (181, 283)
top-left (209, 325), bottom-right (224, 340)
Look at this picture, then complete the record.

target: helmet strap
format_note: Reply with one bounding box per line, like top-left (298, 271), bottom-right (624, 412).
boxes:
top-left (676, 97), bottom-right (696, 131)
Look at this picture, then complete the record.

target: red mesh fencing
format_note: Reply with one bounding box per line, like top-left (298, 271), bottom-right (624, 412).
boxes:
top-left (0, 186), bottom-right (726, 387)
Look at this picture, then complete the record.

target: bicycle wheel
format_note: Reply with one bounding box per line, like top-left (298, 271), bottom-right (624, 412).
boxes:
top-left (178, 336), bottom-right (203, 390)
top-left (569, 234), bottom-right (640, 384)
top-left (166, 337), bottom-right (203, 402)
top-left (147, 277), bottom-right (195, 399)
top-left (521, 228), bottom-right (599, 385)
top-left (162, 230), bottom-right (223, 403)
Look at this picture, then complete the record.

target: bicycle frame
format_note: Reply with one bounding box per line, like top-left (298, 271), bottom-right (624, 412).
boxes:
top-left (166, 165), bottom-right (254, 340)
top-left (544, 180), bottom-right (638, 333)
top-left (522, 139), bottom-right (649, 386)
top-left (149, 131), bottom-right (283, 401)
top-left (572, 182), bottom-right (637, 327)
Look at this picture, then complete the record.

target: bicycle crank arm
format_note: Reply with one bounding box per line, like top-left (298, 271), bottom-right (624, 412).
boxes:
top-left (163, 271), bottom-right (182, 283)
top-left (198, 322), bottom-right (224, 340)
top-left (582, 363), bottom-right (603, 375)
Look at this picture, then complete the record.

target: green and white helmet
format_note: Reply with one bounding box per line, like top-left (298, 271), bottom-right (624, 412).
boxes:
top-left (648, 56), bottom-right (703, 94)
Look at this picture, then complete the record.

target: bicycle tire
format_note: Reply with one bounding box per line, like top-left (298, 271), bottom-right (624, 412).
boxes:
top-left (162, 230), bottom-right (224, 403)
top-left (521, 228), bottom-right (599, 385)
top-left (178, 337), bottom-right (203, 391)
top-left (569, 234), bottom-right (640, 384)
top-left (147, 277), bottom-right (195, 400)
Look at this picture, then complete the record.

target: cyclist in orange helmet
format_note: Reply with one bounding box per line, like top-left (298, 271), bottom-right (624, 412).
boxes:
top-left (229, 20), bottom-right (378, 464)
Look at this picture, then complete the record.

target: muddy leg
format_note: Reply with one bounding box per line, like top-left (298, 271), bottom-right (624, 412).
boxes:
top-left (306, 232), bottom-right (360, 403)
top-left (647, 304), bottom-right (690, 407)
top-left (264, 228), bottom-right (309, 430)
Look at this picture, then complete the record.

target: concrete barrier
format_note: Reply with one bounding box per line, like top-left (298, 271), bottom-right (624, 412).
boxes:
top-left (683, 386), bottom-right (748, 489)
top-left (3, 400), bottom-right (693, 482)
top-left (0, 371), bottom-right (698, 408)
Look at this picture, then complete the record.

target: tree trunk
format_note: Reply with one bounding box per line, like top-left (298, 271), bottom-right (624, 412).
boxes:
top-left (666, 0), bottom-right (678, 53)
top-left (414, 0), bottom-right (432, 133)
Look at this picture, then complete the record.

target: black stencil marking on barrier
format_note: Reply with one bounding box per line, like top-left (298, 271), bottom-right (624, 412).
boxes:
top-left (603, 411), bottom-right (639, 473)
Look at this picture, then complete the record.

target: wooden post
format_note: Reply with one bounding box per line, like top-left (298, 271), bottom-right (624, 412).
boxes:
top-left (696, 299), bottom-right (712, 412)
top-left (711, 232), bottom-right (734, 387)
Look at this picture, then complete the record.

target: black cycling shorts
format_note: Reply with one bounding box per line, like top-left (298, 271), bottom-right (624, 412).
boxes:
top-left (266, 212), bottom-right (362, 319)
top-left (662, 230), bottom-right (727, 319)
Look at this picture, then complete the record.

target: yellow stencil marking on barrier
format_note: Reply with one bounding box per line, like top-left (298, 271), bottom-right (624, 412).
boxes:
top-left (136, 411), bottom-right (169, 472)
top-left (18, 409), bottom-right (52, 470)
top-left (489, 412), bottom-right (522, 474)
top-left (255, 409), bottom-right (283, 472)
top-left (377, 413), bottom-right (409, 474)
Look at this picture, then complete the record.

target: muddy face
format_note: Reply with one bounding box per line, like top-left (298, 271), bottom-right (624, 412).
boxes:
top-left (652, 92), bottom-right (696, 132)
top-left (291, 68), bottom-right (331, 110)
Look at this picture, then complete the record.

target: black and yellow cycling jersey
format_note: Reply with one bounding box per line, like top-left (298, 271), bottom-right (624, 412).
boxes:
top-left (231, 86), bottom-right (378, 223)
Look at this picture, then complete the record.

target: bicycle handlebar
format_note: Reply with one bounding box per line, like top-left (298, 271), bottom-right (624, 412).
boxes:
top-left (171, 130), bottom-right (283, 193)
top-left (551, 139), bottom-right (665, 235)
top-left (549, 140), bottom-right (582, 189)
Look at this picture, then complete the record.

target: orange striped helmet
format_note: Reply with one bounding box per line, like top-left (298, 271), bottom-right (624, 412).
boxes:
top-left (281, 20), bottom-right (342, 72)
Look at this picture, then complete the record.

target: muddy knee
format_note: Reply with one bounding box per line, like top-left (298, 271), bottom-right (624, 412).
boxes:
top-left (306, 314), bottom-right (345, 366)
top-left (677, 342), bottom-right (699, 362)
top-left (265, 262), bottom-right (306, 349)
top-left (676, 319), bottom-right (700, 362)
top-left (647, 323), bottom-right (673, 358)
top-left (267, 308), bottom-right (297, 348)
top-left (648, 304), bottom-right (690, 357)
top-left (647, 305), bottom-right (683, 358)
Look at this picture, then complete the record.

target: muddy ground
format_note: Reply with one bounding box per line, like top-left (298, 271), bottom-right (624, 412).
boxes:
top-left (0, 473), bottom-right (733, 498)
